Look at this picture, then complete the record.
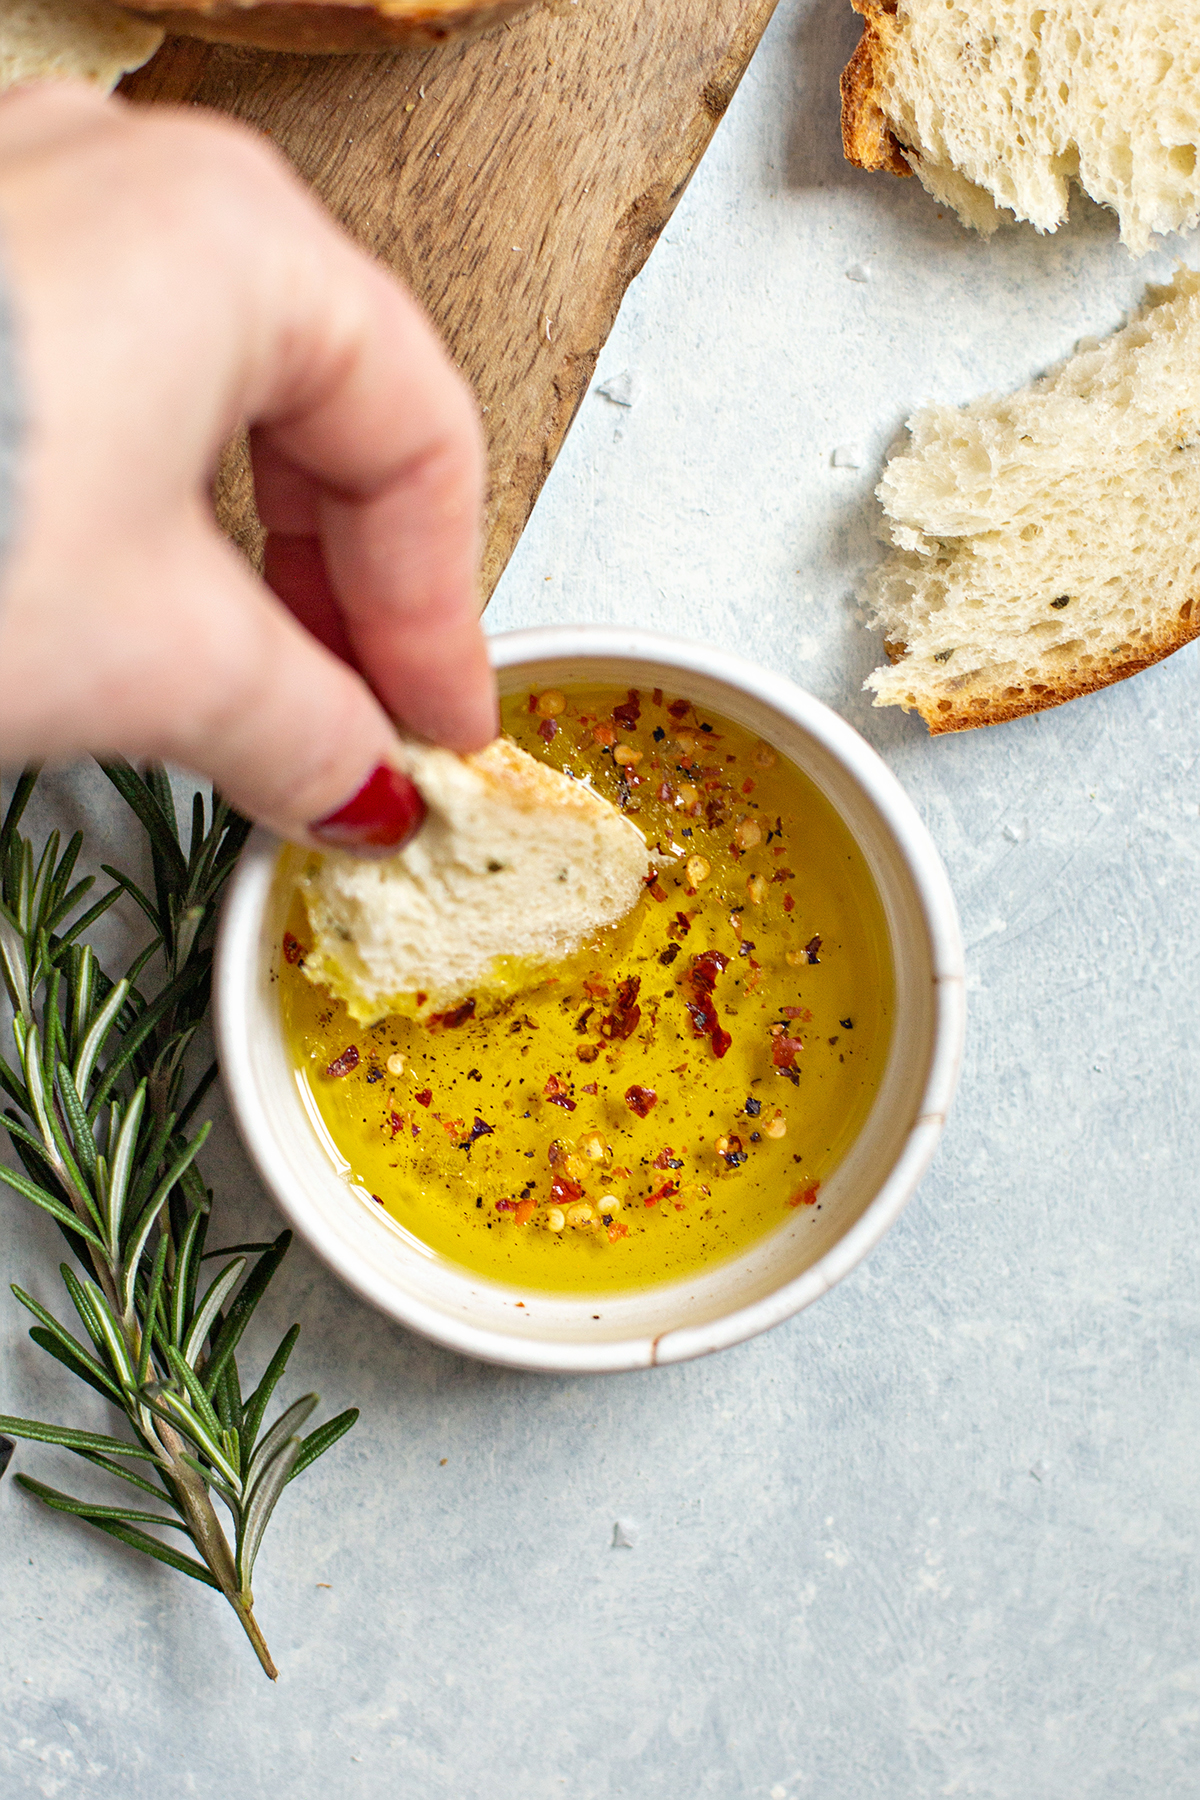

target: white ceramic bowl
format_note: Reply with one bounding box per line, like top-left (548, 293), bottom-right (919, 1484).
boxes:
top-left (215, 626), bottom-right (964, 1373)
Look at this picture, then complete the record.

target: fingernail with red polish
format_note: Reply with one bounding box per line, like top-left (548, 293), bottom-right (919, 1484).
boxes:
top-left (310, 764), bottom-right (427, 854)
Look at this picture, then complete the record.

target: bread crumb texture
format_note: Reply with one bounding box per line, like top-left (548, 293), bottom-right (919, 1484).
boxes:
top-left (842, 0), bottom-right (1200, 253)
top-left (862, 268), bottom-right (1200, 733)
top-left (1, 1), bottom-right (163, 92)
top-left (300, 738), bottom-right (651, 1023)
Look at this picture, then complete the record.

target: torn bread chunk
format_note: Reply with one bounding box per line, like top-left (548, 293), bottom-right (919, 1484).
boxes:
top-left (841, 1), bottom-right (1200, 255)
top-left (299, 738), bottom-right (651, 1024)
top-left (1, 1), bottom-right (163, 93)
top-left (862, 267), bottom-right (1200, 733)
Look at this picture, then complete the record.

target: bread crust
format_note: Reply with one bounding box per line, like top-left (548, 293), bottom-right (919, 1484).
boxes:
top-left (119, 0), bottom-right (535, 52)
top-left (840, 0), bottom-right (909, 177)
top-left (887, 601), bottom-right (1200, 734)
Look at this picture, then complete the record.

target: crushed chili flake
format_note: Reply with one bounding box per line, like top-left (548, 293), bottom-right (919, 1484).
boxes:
top-left (781, 1006), bottom-right (807, 1020)
top-left (652, 688), bottom-right (663, 707)
top-left (544, 1074), bottom-right (577, 1111)
top-left (415, 1089), bottom-right (433, 1107)
top-left (283, 932), bottom-right (306, 965)
top-left (388, 1110), bottom-right (406, 1137)
top-left (538, 717), bottom-right (558, 743)
top-left (325, 1045), bottom-right (360, 1079)
top-left (458, 1117), bottom-right (495, 1148)
top-left (667, 698), bottom-right (691, 720)
top-left (783, 894), bottom-right (795, 913)
top-left (592, 723), bottom-right (617, 747)
top-left (372, 1193), bottom-right (385, 1206)
top-left (672, 911), bottom-right (693, 936)
top-left (583, 974), bottom-right (610, 999)
top-left (741, 779), bottom-right (755, 796)
top-left (430, 997), bottom-right (476, 1029)
top-left (613, 689), bottom-right (641, 728)
top-left (804, 936), bottom-right (822, 964)
top-left (574, 1006), bottom-right (595, 1034)
top-left (576, 1044), bottom-right (600, 1063)
top-left (625, 1085), bottom-right (658, 1118)
top-left (788, 1184), bottom-right (821, 1208)
top-left (608, 1221), bottom-right (629, 1242)
top-left (659, 944), bottom-right (681, 966)
top-left (772, 1035), bottom-right (803, 1069)
top-left (682, 950), bottom-right (733, 1059)
top-left (599, 976), bottom-right (641, 1041)
top-left (551, 1174), bottom-right (584, 1205)
top-left (581, 1082), bottom-right (598, 1095)
top-left (514, 1198), bottom-right (536, 1226)
top-left (645, 1181), bottom-right (679, 1206)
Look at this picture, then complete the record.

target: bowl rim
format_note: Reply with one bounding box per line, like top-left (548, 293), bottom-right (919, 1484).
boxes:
top-left (215, 625), bottom-right (965, 1372)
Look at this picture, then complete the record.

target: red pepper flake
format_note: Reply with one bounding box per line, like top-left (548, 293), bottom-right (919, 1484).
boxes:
top-left (514, 1198), bottom-right (536, 1227)
top-left (625, 1085), bottom-right (658, 1118)
top-left (527, 692), bottom-right (539, 712)
top-left (496, 1198), bottom-right (515, 1212)
top-left (783, 894), bottom-right (795, 913)
top-left (282, 932), bottom-right (305, 965)
top-left (583, 974), bottom-right (610, 999)
top-left (388, 1110), bottom-right (405, 1137)
top-left (325, 1045), bottom-right (360, 1079)
top-left (667, 698), bottom-right (690, 720)
top-left (772, 1036), bottom-right (804, 1069)
top-left (551, 1174), bottom-right (584, 1205)
top-left (781, 1006), bottom-right (808, 1020)
top-left (788, 1183), bottom-right (821, 1208)
top-left (741, 779), bottom-right (755, 796)
top-left (415, 1089), bottom-right (433, 1107)
top-left (576, 1044), bottom-right (600, 1063)
top-left (804, 936), bottom-right (822, 965)
top-left (371, 1193), bottom-right (385, 1206)
top-left (592, 722), bottom-right (617, 747)
top-left (581, 1082), bottom-right (598, 1095)
top-left (645, 1181), bottom-right (679, 1206)
top-left (599, 976), bottom-right (642, 1041)
top-left (682, 951), bottom-right (733, 1060)
top-left (608, 1221), bottom-right (629, 1242)
top-left (672, 911), bottom-right (692, 936)
top-left (544, 1074), bottom-right (577, 1111)
top-left (652, 688), bottom-right (663, 706)
top-left (613, 689), bottom-right (641, 728)
top-left (647, 880), bottom-right (668, 903)
top-left (430, 997), bottom-right (476, 1029)
top-left (656, 781), bottom-right (675, 806)
top-left (538, 717), bottom-right (558, 743)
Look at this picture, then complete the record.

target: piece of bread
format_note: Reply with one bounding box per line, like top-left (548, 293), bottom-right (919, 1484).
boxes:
top-left (298, 737), bottom-right (651, 1025)
top-left (117, 0), bottom-right (537, 53)
top-left (841, 1), bottom-right (1200, 255)
top-left (861, 267), bottom-right (1200, 734)
top-left (1, 0), bottom-right (162, 93)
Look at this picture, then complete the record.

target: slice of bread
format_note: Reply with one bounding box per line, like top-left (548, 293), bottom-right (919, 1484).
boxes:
top-left (842, 2), bottom-right (1200, 255)
top-left (1, 1), bottom-right (163, 93)
top-left (861, 267), bottom-right (1200, 733)
top-left (299, 737), bottom-right (651, 1025)
top-left (118, 0), bottom-right (537, 53)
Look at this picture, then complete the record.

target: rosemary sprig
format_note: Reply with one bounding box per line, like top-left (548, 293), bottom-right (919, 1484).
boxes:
top-left (0, 762), bottom-right (358, 1680)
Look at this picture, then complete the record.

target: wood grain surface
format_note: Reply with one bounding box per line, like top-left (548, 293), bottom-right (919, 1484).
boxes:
top-left (121, 0), bottom-right (779, 602)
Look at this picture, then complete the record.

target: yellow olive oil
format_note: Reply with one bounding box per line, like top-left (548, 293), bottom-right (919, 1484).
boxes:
top-left (279, 683), bottom-right (893, 1295)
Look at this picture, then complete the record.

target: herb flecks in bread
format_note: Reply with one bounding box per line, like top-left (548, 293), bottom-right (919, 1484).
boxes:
top-left (1, 0), bottom-right (162, 93)
top-left (299, 737), bottom-right (650, 1025)
top-left (842, 1), bottom-right (1200, 254)
top-left (861, 268), bottom-right (1200, 733)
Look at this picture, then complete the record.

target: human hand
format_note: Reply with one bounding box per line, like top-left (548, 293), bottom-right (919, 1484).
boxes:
top-left (0, 82), bottom-right (496, 850)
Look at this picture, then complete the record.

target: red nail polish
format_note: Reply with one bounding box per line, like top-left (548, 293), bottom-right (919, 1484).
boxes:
top-left (310, 764), bottom-right (427, 853)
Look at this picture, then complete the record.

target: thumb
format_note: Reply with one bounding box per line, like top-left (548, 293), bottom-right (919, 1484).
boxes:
top-left (152, 526), bottom-right (429, 853)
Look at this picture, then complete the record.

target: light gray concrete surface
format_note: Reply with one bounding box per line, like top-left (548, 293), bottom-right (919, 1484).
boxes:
top-left (4, 3), bottom-right (1200, 1794)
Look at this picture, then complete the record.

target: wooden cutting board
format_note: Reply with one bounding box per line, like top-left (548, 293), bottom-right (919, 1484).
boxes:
top-left (121, 0), bottom-right (779, 602)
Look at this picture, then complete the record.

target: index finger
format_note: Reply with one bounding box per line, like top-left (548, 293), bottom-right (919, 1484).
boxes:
top-left (248, 240), bottom-right (495, 753)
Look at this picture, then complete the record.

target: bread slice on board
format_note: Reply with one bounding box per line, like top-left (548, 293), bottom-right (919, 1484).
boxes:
top-left (842, 1), bottom-right (1200, 254)
top-left (1, 1), bottom-right (163, 93)
top-left (861, 268), bottom-right (1200, 733)
top-left (299, 738), bottom-right (651, 1024)
top-left (117, 0), bottom-right (537, 54)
